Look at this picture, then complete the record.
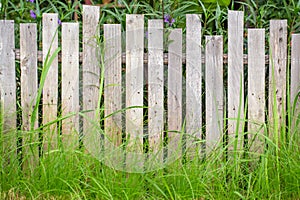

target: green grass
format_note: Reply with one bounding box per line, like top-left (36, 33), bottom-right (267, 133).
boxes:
top-left (1, 119), bottom-right (300, 199)
top-left (1, 0), bottom-right (300, 199)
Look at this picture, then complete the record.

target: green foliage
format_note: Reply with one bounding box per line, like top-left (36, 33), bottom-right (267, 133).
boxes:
top-left (236, 0), bottom-right (300, 32)
top-left (2, 0), bottom-right (80, 22)
top-left (203, 0), bottom-right (231, 6)
top-left (0, 0), bottom-right (300, 199)
top-left (1, 127), bottom-right (300, 199)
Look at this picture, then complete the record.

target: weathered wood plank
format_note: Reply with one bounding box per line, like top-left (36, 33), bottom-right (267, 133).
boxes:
top-left (227, 10), bottom-right (244, 152)
top-left (0, 20), bottom-right (17, 165)
top-left (186, 14), bottom-right (202, 158)
top-left (247, 29), bottom-right (265, 154)
top-left (20, 23), bottom-right (38, 169)
top-left (205, 36), bottom-right (223, 152)
top-left (148, 20), bottom-right (164, 163)
top-left (167, 29), bottom-right (183, 161)
top-left (103, 24), bottom-right (123, 170)
top-left (13, 50), bottom-right (273, 65)
top-left (269, 20), bottom-right (287, 141)
top-left (104, 24), bottom-right (122, 147)
top-left (42, 13), bottom-right (59, 152)
top-left (291, 34), bottom-right (300, 131)
top-left (125, 14), bottom-right (144, 154)
top-left (82, 5), bottom-right (101, 154)
top-left (61, 22), bottom-right (79, 149)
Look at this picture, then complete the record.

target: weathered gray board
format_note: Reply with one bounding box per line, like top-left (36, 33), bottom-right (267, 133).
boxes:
top-left (148, 19), bottom-right (164, 162)
top-left (0, 20), bottom-right (17, 167)
top-left (20, 23), bottom-right (38, 170)
top-left (125, 14), bottom-right (144, 153)
top-left (61, 22), bottom-right (80, 149)
top-left (227, 11), bottom-right (244, 152)
top-left (42, 13), bottom-right (59, 152)
top-left (167, 29), bottom-right (183, 161)
top-left (104, 24), bottom-right (122, 147)
top-left (82, 5), bottom-right (101, 155)
top-left (205, 36), bottom-right (223, 152)
top-left (186, 14), bottom-right (202, 157)
top-left (291, 34), bottom-right (300, 132)
top-left (269, 20), bottom-right (287, 142)
top-left (247, 29), bottom-right (265, 154)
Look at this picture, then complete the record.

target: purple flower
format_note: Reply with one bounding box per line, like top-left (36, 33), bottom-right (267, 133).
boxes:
top-left (163, 14), bottom-right (170, 23)
top-left (27, 0), bottom-right (34, 3)
top-left (170, 18), bottom-right (175, 26)
top-left (164, 14), bottom-right (175, 26)
top-left (58, 19), bottom-right (62, 25)
top-left (30, 10), bottom-right (36, 19)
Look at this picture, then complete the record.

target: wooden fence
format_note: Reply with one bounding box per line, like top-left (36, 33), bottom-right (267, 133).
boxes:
top-left (0, 5), bottom-right (299, 171)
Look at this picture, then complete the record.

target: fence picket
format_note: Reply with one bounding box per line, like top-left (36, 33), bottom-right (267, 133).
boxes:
top-left (125, 14), bottom-right (144, 154)
top-left (186, 14), bottom-right (202, 157)
top-left (167, 29), bottom-right (183, 161)
top-left (61, 23), bottom-right (79, 149)
top-left (291, 34), bottom-right (300, 131)
top-left (104, 24), bottom-right (122, 147)
top-left (0, 12), bottom-right (299, 171)
top-left (42, 13), bottom-right (59, 152)
top-left (0, 20), bottom-right (17, 166)
top-left (269, 20), bottom-right (287, 142)
top-left (82, 5), bottom-right (101, 153)
top-left (20, 23), bottom-right (38, 169)
top-left (228, 11), bottom-right (244, 152)
top-left (248, 29), bottom-right (265, 154)
top-left (205, 36), bottom-right (224, 152)
top-left (103, 24), bottom-right (123, 170)
top-left (148, 19), bottom-right (164, 163)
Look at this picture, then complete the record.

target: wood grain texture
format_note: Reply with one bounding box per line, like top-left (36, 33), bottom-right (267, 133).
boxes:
top-left (13, 49), bottom-right (272, 65)
top-left (104, 24), bottom-right (122, 147)
top-left (61, 23), bottom-right (79, 149)
top-left (205, 36), bottom-right (224, 152)
top-left (148, 19), bottom-right (164, 162)
top-left (227, 10), bottom-right (244, 152)
top-left (248, 29), bottom-right (265, 154)
top-left (269, 20), bottom-right (287, 141)
top-left (125, 14), bottom-right (144, 153)
top-left (20, 23), bottom-right (38, 170)
top-left (0, 20), bottom-right (17, 165)
top-left (82, 5), bottom-right (101, 153)
top-left (42, 13), bottom-right (59, 152)
top-left (186, 14), bottom-right (202, 157)
top-left (291, 34), bottom-right (300, 131)
top-left (167, 29), bottom-right (183, 161)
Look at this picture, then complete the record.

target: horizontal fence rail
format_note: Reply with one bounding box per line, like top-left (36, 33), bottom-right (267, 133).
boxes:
top-left (0, 5), bottom-right (299, 172)
top-left (14, 49), bottom-right (273, 65)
